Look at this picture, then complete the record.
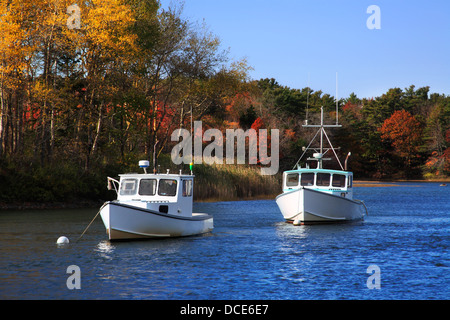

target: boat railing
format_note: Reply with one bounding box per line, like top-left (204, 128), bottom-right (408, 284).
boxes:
top-left (107, 177), bottom-right (119, 194)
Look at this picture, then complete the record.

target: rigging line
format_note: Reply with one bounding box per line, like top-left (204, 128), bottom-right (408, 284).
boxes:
top-left (322, 127), bottom-right (344, 170)
top-left (293, 127), bottom-right (321, 169)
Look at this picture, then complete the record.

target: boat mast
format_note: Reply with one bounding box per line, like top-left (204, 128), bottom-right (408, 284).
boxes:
top-left (336, 72), bottom-right (339, 125)
top-left (295, 106), bottom-right (343, 170)
top-left (320, 106), bottom-right (324, 156)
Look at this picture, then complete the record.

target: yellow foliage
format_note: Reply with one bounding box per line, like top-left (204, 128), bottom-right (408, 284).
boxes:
top-left (72, 0), bottom-right (138, 65)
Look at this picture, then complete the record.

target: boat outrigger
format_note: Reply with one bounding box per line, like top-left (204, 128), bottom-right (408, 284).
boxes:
top-left (276, 107), bottom-right (367, 225)
top-left (99, 161), bottom-right (213, 240)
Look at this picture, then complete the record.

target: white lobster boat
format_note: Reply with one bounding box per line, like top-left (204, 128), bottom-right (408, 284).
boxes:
top-left (276, 107), bottom-right (367, 225)
top-left (99, 161), bottom-right (213, 240)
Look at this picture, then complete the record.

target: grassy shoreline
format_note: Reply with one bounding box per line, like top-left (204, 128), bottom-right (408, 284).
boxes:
top-left (1, 158), bottom-right (448, 210)
top-left (354, 178), bottom-right (450, 187)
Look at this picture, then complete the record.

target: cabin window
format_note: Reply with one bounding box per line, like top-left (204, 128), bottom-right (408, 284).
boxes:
top-left (317, 173), bottom-right (331, 186)
top-left (300, 173), bottom-right (315, 186)
top-left (182, 179), bottom-right (193, 197)
top-left (139, 179), bottom-right (157, 196)
top-left (158, 179), bottom-right (177, 196)
top-left (286, 173), bottom-right (299, 187)
top-left (119, 179), bottom-right (138, 196)
top-left (332, 174), bottom-right (346, 188)
top-left (347, 175), bottom-right (353, 188)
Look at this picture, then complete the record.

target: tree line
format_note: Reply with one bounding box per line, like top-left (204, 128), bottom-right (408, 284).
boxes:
top-left (249, 80), bottom-right (450, 180)
top-left (0, 0), bottom-right (249, 170)
top-left (1, 0), bottom-right (449, 204)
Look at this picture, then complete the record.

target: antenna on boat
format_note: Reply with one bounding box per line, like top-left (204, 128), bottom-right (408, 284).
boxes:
top-left (305, 73), bottom-right (310, 125)
top-left (336, 72), bottom-right (339, 125)
top-left (190, 104), bottom-right (193, 148)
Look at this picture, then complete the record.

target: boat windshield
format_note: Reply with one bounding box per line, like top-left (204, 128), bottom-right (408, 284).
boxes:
top-left (317, 173), bottom-right (331, 186)
top-left (300, 173), bottom-right (314, 186)
top-left (332, 174), bottom-right (346, 187)
top-left (286, 173), bottom-right (299, 187)
top-left (139, 179), bottom-right (157, 195)
top-left (158, 179), bottom-right (177, 196)
top-left (120, 178), bottom-right (138, 195)
top-left (284, 172), bottom-right (350, 189)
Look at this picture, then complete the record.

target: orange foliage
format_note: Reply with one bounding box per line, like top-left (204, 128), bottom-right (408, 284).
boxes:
top-left (379, 110), bottom-right (422, 159)
top-left (23, 104), bottom-right (41, 129)
top-left (284, 128), bottom-right (296, 140)
top-left (250, 117), bottom-right (264, 131)
top-left (443, 129), bottom-right (450, 174)
top-left (225, 92), bottom-right (253, 122)
top-left (342, 101), bottom-right (362, 120)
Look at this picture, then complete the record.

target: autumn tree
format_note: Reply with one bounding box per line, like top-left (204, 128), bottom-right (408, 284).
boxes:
top-left (444, 129), bottom-right (450, 175)
top-left (379, 109), bottom-right (423, 176)
top-left (70, 0), bottom-right (139, 169)
top-left (0, 0), bottom-right (34, 158)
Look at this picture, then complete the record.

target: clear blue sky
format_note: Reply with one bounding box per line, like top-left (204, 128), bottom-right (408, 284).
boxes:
top-left (160, 0), bottom-right (450, 99)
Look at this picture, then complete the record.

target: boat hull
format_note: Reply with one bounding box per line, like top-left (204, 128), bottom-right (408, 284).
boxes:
top-left (276, 187), bottom-right (366, 224)
top-left (100, 201), bottom-right (214, 240)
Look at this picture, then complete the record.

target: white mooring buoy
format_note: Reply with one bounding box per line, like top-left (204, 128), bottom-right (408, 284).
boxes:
top-left (56, 236), bottom-right (70, 245)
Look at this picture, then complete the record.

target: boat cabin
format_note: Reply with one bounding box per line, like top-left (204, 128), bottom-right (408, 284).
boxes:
top-left (281, 169), bottom-right (354, 199)
top-left (109, 172), bottom-right (194, 217)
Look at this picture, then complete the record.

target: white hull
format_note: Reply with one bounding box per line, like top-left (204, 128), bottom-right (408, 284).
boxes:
top-left (276, 187), bottom-right (366, 224)
top-left (100, 202), bottom-right (214, 240)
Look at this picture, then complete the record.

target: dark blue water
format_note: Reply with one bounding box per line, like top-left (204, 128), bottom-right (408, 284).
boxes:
top-left (0, 183), bottom-right (448, 300)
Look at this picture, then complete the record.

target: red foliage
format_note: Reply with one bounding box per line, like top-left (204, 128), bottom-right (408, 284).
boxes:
top-left (250, 117), bottom-right (274, 165)
top-left (225, 92), bottom-right (253, 122)
top-left (250, 117), bottom-right (264, 131)
top-left (342, 101), bottom-right (363, 120)
top-left (443, 129), bottom-right (450, 174)
top-left (342, 101), bottom-right (358, 113)
top-left (23, 104), bottom-right (41, 129)
top-left (379, 109), bottom-right (422, 162)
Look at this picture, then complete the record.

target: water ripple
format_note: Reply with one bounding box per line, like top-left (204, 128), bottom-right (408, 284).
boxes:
top-left (0, 185), bottom-right (449, 299)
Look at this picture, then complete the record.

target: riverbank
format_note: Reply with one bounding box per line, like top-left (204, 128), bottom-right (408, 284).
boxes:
top-left (0, 199), bottom-right (103, 211)
top-left (0, 162), bottom-right (282, 210)
top-left (1, 178), bottom-right (447, 211)
top-left (193, 163), bottom-right (281, 201)
top-left (354, 179), bottom-right (450, 187)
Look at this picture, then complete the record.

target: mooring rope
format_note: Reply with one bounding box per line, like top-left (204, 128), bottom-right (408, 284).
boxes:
top-left (76, 203), bottom-right (106, 242)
